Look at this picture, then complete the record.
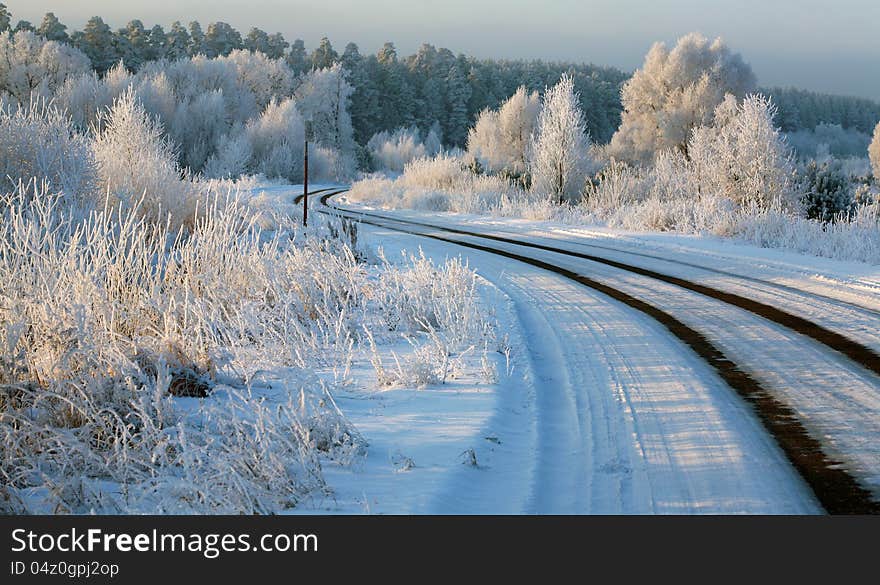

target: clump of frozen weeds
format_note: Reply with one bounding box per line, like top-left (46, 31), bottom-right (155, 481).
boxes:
top-left (0, 179), bottom-right (493, 514)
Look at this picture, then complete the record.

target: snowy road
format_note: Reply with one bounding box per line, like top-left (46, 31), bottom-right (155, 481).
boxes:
top-left (305, 189), bottom-right (880, 514)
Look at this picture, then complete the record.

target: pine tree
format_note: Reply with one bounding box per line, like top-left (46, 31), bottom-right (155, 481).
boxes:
top-left (244, 28), bottom-right (270, 55)
top-left (75, 16), bottom-right (118, 74)
top-left (286, 39), bottom-right (308, 75)
top-left (311, 37), bottom-right (338, 70)
top-left (165, 22), bottom-right (190, 60)
top-left (444, 61), bottom-right (472, 147)
top-left (37, 12), bottom-right (68, 42)
top-left (147, 25), bottom-right (166, 61)
top-left (187, 21), bottom-right (205, 56)
top-left (204, 22), bottom-right (242, 58)
top-left (0, 4), bottom-right (9, 33)
top-left (265, 33), bottom-right (288, 60)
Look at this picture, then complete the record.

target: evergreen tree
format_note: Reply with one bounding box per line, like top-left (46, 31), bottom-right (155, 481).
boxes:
top-left (444, 60), bottom-right (472, 146)
top-left (187, 21), bottom-right (205, 56)
top-left (0, 4), bottom-right (9, 33)
top-left (37, 12), bottom-right (68, 42)
top-left (75, 16), bottom-right (118, 73)
top-left (204, 22), bottom-right (242, 58)
top-left (244, 28), bottom-right (270, 55)
top-left (165, 21), bottom-right (190, 60)
top-left (265, 33), bottom-right (288, 60)
top-left (311, 37), bottom-right (338, 70)
top-left (286, 39), bottom-right (308, 75)
top-left (119, 20), bottom-right (150, 69)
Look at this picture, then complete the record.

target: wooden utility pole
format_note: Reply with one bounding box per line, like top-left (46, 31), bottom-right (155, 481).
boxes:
top-left (303, 120), bottom-right (312, 227)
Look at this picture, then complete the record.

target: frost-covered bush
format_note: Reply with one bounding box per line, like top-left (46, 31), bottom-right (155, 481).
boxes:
top-left (0, 182), bottom-right (374, 513)
top-left (0, 99), bottom-right (97, 199)
top-left (800, 159), bottom-right (853, 222)
top-left (367, 125), bottom-right (442, 172)
top-left (0, 175), bottom-right (496, 512)
top-left (54, 72), bottom-right (114, 131)
top-left (92, 88), bottom-right (195, 226)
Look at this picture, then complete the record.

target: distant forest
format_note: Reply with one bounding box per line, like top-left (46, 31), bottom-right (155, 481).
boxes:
top-left (3, 7), bottom-right (879, 148)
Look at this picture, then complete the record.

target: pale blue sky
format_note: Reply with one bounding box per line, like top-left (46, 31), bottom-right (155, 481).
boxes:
top-left (6, 0), bottom-right (879, 99)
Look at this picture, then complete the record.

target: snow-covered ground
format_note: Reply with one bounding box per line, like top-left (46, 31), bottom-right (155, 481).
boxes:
top-left (292, 190), bottom-right (880, 513)
top-left (305, 225), bottom-right (820, 513)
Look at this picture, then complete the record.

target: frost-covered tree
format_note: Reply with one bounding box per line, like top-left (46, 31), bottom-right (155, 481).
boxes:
top-left (610, 33), bottom-right (756, 164)
top-left (37, 12), bottom-right (68, 42)
top-left (870, 122), bottom-right (880, 181)
top-left (54, 71), bottom-right (114, 130)
top-left (93, 88), bottom-right (193, 224)
top-left (689, 94), bottom-right (796, 211)
top-left (0, 30), bottom-right (91, 103)
top-left (529, 74), bottom-right (592, 203)
top-left (294, 63), bottom-right (356, 174)
top-left (245, 96), bottom-right (305, 180)
top-left (467, 86), bottom-right (540, 176)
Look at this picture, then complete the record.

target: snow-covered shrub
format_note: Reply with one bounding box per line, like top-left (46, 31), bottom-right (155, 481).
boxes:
top-left (529, 74), bottom-right (593, 203)
top-left (54, 72), bottom-right (114, 131)
top-left (92, 88), bottom-right (195, 226)
top-left (367, 125), bottom-right (442, 172)
top-left (800, 159), bottom-right (853, 222)
top-left (0, 181), bottom-right (378, 513)
top-left (0, 99), bottom-right (97, 199)
top-left (609, 32), bottom-right (756, 164)
top-left (583, 158), bottom-right (649, 213)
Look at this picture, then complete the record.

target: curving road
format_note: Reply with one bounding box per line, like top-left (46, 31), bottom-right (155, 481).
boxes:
top-left (297, 188), bottom-right (880, 514)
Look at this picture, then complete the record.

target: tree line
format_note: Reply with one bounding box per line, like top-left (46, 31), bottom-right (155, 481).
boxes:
top-left (1, 4), bottom-right (878, 153)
